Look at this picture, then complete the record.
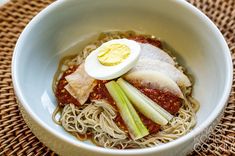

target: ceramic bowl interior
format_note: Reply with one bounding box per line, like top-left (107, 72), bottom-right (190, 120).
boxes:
top-left (12, 0), bottom-right (232, 155)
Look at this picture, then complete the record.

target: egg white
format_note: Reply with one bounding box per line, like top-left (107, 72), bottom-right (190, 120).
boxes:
top-left (85, 39), bottom-right (140, 80)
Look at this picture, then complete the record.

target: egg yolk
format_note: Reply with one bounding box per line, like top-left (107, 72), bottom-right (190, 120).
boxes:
top-left (97, 43), bottom-right (130, 66)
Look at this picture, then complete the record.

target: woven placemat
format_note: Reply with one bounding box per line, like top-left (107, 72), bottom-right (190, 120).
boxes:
top-left (0, 0), bottom-right (234, 155)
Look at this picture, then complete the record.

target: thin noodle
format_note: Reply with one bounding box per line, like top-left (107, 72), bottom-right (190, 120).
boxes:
top-left (52, 106), bottom-right (61, 125)
top-left (73, 132), bottom-right (88, 141)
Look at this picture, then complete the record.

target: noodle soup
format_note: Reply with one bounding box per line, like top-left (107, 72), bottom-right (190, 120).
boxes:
top-left (52, 31), bottom-right (199, 149)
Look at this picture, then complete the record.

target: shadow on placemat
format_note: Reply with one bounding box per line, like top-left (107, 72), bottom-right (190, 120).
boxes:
top-left (0, 0), bottom-right (234, 155)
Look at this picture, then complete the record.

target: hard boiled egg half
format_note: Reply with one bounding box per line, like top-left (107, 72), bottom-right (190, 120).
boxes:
top-left (85, 39), bottom-right (140, 80)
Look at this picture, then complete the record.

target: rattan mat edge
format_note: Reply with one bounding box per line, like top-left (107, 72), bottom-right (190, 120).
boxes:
top-left (0, 0), bottom-right (234, 155)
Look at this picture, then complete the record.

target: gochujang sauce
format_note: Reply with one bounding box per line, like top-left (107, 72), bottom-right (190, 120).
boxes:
top-left (55, 65), bottom-right (80, 107)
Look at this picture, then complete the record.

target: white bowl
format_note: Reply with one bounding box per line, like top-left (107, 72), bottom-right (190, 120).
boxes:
top-left (12, 0), bottom-right (233, 155)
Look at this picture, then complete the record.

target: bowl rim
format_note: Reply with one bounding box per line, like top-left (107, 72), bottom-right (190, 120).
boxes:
top-left (12, 0), bottom-right (233, 155)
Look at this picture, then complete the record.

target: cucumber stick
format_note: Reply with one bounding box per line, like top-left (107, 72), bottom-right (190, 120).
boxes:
top-left (117, 78), bottom-right (172, 126)
top-left (105, 81), bottom-right (149, 140)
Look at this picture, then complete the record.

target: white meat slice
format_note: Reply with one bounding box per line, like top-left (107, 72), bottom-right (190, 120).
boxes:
top-left (130, 58), bottom-right (191, 87)
top-left (124, 70), bottom-right (184, 99)
top-left (139, 43), bottom-right (175, 65)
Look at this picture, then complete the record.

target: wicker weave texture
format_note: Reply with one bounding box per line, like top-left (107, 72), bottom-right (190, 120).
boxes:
top-left (0, 0), bottom-right (234, 155)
